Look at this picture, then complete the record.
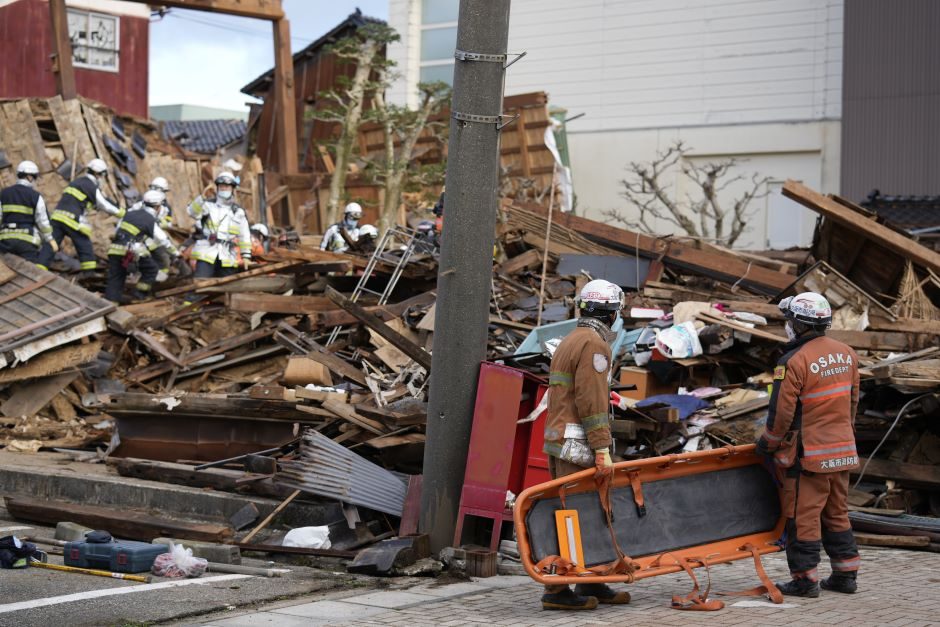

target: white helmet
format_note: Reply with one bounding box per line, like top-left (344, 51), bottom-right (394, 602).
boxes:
top-left (577, 279), bottom-right (624, 314)
top-left (251, 223), bottom-right (269, 238)
top-left (87, 158), bottom-right (109, 176)
top-left (16, 161), bottom-right (39, 177)
top-left (358, 224), bottom-right (378, 240)
top-left (215, 171), bottom-right (238, 187)
top-left (344, 202), bottom-right (363, 219)
top-left (143, 189), bottom-right (166, 207)
top-left (779, 292), bottom-right (832, 327)
top-left (149, 176), bottom-right (169, 193)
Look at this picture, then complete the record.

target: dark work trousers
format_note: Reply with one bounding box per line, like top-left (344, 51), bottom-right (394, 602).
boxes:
top-left (105, 254), bottom-right (159, 302)
top-left (186, 259), bottom-right (238, 303)
top-left (38, 222), bottom-right (96, 270)
top-left (782, 469), bottom-right (860, 582)
top-left (544, 455), bottom-right (592, 594)
top-left (194, 259), bottom-right (237, 279)
top-left (0, 239), bottom-right (40, 263)
top-left (151, 246), bottom-right (171, 273)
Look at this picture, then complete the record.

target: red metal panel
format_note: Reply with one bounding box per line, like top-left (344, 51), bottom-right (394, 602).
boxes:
top-left (0, 0), bottom-right (148, 117)
top-left (459, 362), bottom-right (525, 512)
top-left (523, 384), bottom-right (551, 488)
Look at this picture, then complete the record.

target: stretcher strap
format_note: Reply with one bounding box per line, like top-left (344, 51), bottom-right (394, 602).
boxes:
top-left (718, 543), bottom-right (784, 604)
top-left (651, 553), bottom-right (724, 611)
top-left (595, 468), bottom-right (637, 575)
top-left (535, 469), bottom-right (640, 580)
top-left (627, 470), bottom-right (646, 517)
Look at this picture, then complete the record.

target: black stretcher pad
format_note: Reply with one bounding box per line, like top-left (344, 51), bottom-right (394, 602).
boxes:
top-left (525, 465), bottom-right (780, 566)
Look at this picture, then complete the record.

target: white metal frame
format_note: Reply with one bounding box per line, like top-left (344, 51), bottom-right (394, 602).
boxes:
top-left (67, 8), bottom-right (120, 73)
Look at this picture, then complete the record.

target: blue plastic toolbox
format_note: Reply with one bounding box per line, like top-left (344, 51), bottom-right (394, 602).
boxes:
top-left (64, 539), bottom-right (169, 573)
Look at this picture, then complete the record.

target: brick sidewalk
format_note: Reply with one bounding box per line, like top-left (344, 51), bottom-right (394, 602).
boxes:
top-left (202, 548), bottom-right (940, 627)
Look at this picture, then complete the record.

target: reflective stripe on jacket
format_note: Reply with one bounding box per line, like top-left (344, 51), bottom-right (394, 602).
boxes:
top-left (543, 321), bottom-right (613, 457)
top-left (0, 181), bottom-right (52, 246)
top-left (759, 333), bottom-right (860, 473)
top-left (187, 196), bottom-right (251, 266)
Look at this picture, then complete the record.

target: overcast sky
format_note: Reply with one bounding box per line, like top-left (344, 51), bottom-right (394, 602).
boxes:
top-left (149, 1), bottom-right (389, 113)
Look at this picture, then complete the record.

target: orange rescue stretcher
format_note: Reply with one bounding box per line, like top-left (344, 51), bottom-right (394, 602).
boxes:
top-left (513, 444), bottom-right (785, 610)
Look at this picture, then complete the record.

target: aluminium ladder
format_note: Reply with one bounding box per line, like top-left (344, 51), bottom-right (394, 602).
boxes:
top-left (325, 225), bottom-right (420, 346)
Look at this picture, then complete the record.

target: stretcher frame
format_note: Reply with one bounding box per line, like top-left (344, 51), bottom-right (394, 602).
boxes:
top-left (513, 444), bottom-right (785, 586)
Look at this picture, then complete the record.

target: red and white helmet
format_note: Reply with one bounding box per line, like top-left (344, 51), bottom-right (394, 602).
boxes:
top-left (779, 292), bottom-right (832, 327)
top-left (577, 279), bottom-right (624, 313)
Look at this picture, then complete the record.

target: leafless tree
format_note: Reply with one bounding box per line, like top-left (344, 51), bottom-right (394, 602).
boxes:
top-left (604, 141), bottom-right (770, 247)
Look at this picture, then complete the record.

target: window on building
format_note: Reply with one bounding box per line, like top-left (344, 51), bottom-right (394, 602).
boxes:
top-left (419, 0), bottom-right (458, 85)
top-left (67, 9), bottom-right (119, 72)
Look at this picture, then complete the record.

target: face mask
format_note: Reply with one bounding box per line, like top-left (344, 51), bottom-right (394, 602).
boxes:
top-left (346, 217), bottom-right (359, 228)
top-left (218, 190), bottom-right (232, 200)
top-left (785, 320), bottom-right (797, 341)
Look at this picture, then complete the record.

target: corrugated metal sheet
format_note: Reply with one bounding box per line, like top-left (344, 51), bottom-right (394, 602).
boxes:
top-left (842, 0), bottom-right (940, 200)
top-left (277, 429), bottom-right (408, 516)
top-left (0, 254), bottom-right (114, 366)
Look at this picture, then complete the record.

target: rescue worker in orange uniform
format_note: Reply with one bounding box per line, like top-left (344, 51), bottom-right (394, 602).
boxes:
top-left (540, 279), bottom-right (631, 611)
top-left (757, 292), bottom-right (861, 597)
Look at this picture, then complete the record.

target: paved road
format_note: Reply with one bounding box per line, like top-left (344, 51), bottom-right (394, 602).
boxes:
top-left (194, 547), bottom-right (940, 627)
top-left (0, 520), bottom-right (362, 627)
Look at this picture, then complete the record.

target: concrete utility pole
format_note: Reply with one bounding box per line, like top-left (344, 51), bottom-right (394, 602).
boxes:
top-left (420, 0), bottom-right (512, 553)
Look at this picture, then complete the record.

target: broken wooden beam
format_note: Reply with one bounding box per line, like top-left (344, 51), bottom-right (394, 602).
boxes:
top-left (325, 286), bottom-right (432, 371)
top-left (155, 261), bottom-right (301, 297)
top-left (108, 457), bottom-right (291, 500)
top-left (301, 343), bottom-right (368, 387)
top-left (852, 458), bottom-right (940, 489)
top-left (783, 180), bottom-right (940, 276)
top-left (517, 204), bottom-right (794, 294)
top-left (310, 291), bottom-right (436, 328)
top-left (227, 292), bottom-right (335, 314)
top-left (322, 399), bottom-right (386, 435)
top-left (4, 497), bottom-right (234, 543)
top-left (853, 532), bottom-right (930, 548)
top-left (126, 320), bottom-right (287, 382)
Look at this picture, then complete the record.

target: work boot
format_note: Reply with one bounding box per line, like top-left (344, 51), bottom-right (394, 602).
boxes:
top-left (777, 578), bottom-right (820, 598)
top-left (541, 587), bottom-right (598, 610)
top-left (574, 583), bottom-right (631, 604)
top-left (821, 574), bottom-right (857, 594)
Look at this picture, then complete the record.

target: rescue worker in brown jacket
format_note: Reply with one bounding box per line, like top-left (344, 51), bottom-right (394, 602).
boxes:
top-left (757, 291), bottom-right (861, 597)
top-left (540, 279), bottom-right (631, 611)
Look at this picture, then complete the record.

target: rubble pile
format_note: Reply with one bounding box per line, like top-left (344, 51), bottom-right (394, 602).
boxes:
top-left (0, 179), bottom-right (937, 558)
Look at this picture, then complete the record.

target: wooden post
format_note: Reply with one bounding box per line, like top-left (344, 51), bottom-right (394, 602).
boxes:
top-left (272, 18), bottom-right (299, 176)
top-left (49, 0), bottom-right (77, 100)
top-left (536, 163), bottom-right (558, 327)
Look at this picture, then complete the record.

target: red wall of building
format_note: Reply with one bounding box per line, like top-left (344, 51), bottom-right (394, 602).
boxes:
top-left (0, 0), bottom-right (148, 117)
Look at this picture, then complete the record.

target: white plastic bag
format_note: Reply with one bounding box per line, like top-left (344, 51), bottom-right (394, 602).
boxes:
top-left (654, 322), bottom-right (703, 359)
top-left (151, 543), bottom-right (208, 578)
top-left (283, 526), bottom-right (331, 549)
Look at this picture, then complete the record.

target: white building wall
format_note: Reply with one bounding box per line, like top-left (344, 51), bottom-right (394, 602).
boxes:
top-left (387, 0), bottom-right (844, 249)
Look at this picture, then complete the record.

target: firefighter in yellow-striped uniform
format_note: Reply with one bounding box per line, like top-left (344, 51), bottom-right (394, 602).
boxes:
top-left (105, 190), bottom-right (179, 303)
top-left (186, 172), bottom-right (251, 278)
top-left (0, 161), bottom-right (57, 265)
top-left (37, 158), bottom-right (124, 273)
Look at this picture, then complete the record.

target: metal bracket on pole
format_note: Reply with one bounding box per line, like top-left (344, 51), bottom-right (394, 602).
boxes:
top-left (503, 51), bottom-right (527, 69)
top-left (451, 111), bottom-right (519, 131)
top-left (454, 49), bottom-right (526, 69)
top-left (454, 49), bottom-right (506, 63)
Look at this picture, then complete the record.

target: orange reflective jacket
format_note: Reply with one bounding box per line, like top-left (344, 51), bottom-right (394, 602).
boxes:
top-left (759, 333), bottom-right (860, 473)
